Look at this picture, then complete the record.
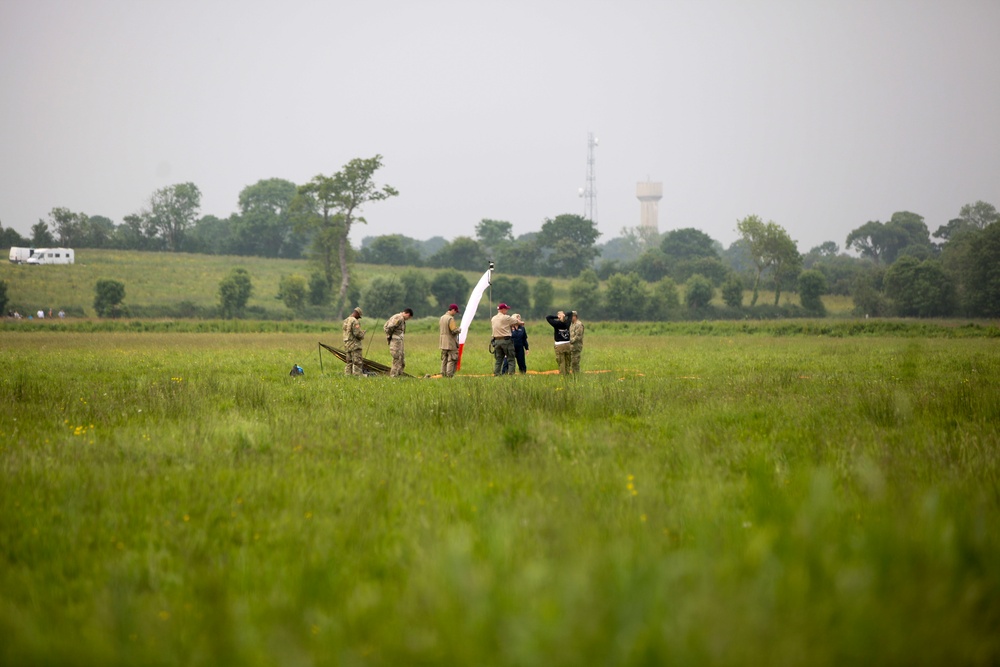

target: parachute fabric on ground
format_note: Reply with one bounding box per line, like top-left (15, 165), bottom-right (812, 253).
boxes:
top-left (456, 267), bottom-right (492, 371)
top-left (317, 342), bottom-right (414, 378)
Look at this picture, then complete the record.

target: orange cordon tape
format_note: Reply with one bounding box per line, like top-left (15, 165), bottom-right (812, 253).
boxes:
top-left (422, 369), bottom-right (646, 378)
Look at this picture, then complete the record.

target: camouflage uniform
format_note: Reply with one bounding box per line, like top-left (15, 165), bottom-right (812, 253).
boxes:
top-left (384, 312), bottom-right (408, 377)
top-left (439, 310), bottom-right (461, 378)
top-left (342, 309), bottom-right (365, 376)
top-left (569, 314), bottom-right (584, 374)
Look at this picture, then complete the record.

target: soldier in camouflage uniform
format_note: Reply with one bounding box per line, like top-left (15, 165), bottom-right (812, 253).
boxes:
top-left (384, 308), bottom-right (413, 377)
top-left (439, 303), bottom-right (461, 378)
top-left (569, 310), bottom-right (584, 374)
top-left (342, 306), bottom-right (366, 376)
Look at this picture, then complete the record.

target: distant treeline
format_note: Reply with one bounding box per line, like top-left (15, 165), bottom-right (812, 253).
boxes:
top-left (3, 176), bottom-right (999, 319)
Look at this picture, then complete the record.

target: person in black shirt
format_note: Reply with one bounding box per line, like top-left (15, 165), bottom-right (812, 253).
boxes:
top-left (502, 313), bottom-right (530, 374)
top-left (545, 310), bottom-right (571, 375)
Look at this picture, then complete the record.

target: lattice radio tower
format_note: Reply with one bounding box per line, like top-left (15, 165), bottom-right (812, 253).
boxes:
top-left (579, 131), bottom-right (598, 223)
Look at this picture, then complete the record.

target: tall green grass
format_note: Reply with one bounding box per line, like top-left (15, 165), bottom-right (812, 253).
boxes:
top-left (1, 332), bottom-right (999, 665)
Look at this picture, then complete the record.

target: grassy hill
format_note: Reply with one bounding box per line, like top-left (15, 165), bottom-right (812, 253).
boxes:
top-left (1, 248), bottom-right (852, 319)
top-left (0, 249), bottom-right (577, 319)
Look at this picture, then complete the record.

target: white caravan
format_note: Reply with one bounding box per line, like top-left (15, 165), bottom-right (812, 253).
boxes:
top-left (25, 248), bottom-right (75, 265)
top-left (8, 247), bottom-right (35, 263)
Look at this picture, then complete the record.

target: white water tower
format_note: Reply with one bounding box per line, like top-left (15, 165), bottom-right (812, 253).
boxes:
top-left (636, 181), bottom-right (663, 233)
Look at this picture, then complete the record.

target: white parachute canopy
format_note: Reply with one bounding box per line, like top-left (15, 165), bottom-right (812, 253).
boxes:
top-left (456, 267), bottom-right (492, 371)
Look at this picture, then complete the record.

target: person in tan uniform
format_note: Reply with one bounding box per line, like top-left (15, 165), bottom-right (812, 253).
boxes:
top-left (490, 303), bottom-right (517, 376)
top-left (383, 308), bottom-right (413, 377)
top-left (569, 310), bottom-right (585, 374)
top-left (439, 303), bottom-right (462, 377)
top-left (342, 306), bottom-right (366, 376)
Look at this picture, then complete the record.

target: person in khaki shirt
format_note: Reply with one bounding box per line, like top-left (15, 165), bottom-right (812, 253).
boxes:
top-left (342, 306), bottom-right (366, 376)
top-left (439, 303), bottom-right (462, 378)
top-left (490, 303), bottom-right (517, 376)
top-left (383, 308), bottom-right (413, 377)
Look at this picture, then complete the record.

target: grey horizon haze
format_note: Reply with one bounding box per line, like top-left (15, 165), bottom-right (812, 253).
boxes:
top-left (1, 0), bottom-right (998, 254)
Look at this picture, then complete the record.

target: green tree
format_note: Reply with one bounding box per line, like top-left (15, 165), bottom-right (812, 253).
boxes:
top-left (31, 220), bottom-right (55, 247)
top-left (278, 274), bottom-right (308, 312)
top-left (797, 269), bottom-right (828, 316)
top-left (475, 219), bottom-right (514, 257)
top-left (660, 227), bottom-right (720, 261)
top-left (298, 155), bottom-right (398, 318)
top-left (0, 221), bottom-right (28, 248)
top-left (360, 235), bottom-right (422, 266)
top-left (604, 272), bottom-right (648, 320)
top-left (598, 228), bottom-right (644, 264)
top-left (771, 237), bottom-right (803, 306)
top-left (184, 214), bottom-right (235, 254)
top-left (537, 214), bottom-right (601, 278)
top-left (884, 257), bottom-right (955, 317)
top-left (219, 268), bottom-right (253, 319)
top-left (684, 274), bottom-right (715, 309)
top-left (721, 275), bottom-right (744, 308)
top-left (846, 212), bottom-right (931, 266)
top-left (634, 248), bottom-right (670, 282)
top-left (232, 178), bottom-right (300, 258)
top-left (113, 213), bottom-right (160, 251)
top-left (430, 269), bottom-right (470, 310)
top-left (647, 276), bottom-right (681, 320)
top-left (491, 276), bottom-right (531, 315)
top-left (495, 238), bottom-right (540, 276)
top-left (846, 220), bottom-right (900, 265)
top-left (531, 278), bottom-right (554, 318)
top-left (934, 201), bottom-right (1000, 242)
top-left (569, 269), bottom-right (601, 313)
top-left (143, 182), bottom-right (202, 251)
top-left (363, 276), bottom-right (407, 318)
top-left (308, 272), bottom-right (330, 306)
top-left (399, 270), bottom-right (432, 312)
top-left (811, 241), bottom-right (840, 257)
top-left (0, 279), bottom-right (8, 315)
top-left (674, 257), bottom-right (731, 285)
top-left (954, 222), bottom-right (1000, 317)
top-left (85, 215), bottom-right (115, 248)
top-left (428, 237), bottom-right (488, 271)
top-left (93, 279), bottom-right (126, 318)
top-left (736, 215), bottom-right (802, 306)
top-left (851, 267), bottom-right (889, 317)
top-left (48, 207), bottom-right (88, 247)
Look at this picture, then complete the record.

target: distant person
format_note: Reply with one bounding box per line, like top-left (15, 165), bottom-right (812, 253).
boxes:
top-left (490, 303), bottom-right (517, 376)
top-left (342, 306), bottom-right (366, 376)
top-left (439, 303), bottom-right (461, 378)
top-left (569, 310), bottom-right (585, 374)
top-left (545, 310), bottom-right (571, 374)
top-left (37, 310), bottom-right (44, 319)
top-left (58, 310), bottom-right (65, 319)
top-left (384, 308), bottom-right (413, 377)
top-left (502, 314), bottom-right (529, 374)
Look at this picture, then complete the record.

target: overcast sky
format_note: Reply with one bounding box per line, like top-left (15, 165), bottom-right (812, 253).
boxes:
top-left (2, 0), bottom-right (998, 253)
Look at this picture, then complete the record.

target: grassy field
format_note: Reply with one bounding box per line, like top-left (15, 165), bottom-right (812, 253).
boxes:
top-left (2, 248), bottom-right (852, 318)
top-left (2, 327), bottom-right (999, 665)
